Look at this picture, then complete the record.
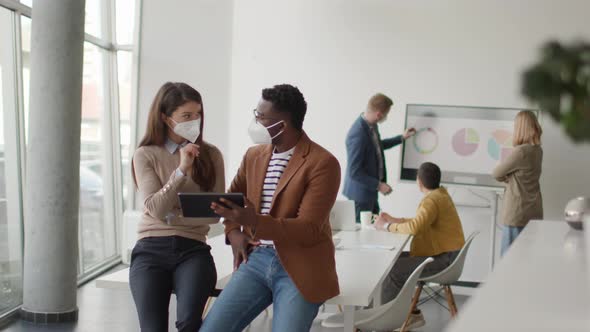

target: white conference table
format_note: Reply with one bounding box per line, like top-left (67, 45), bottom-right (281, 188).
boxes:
top-left (96, 229), bottom-right (411, 331)
top-left (444, 220), bottom-right (590, 332)
top-left (329, 229), bottom-right (411, 331)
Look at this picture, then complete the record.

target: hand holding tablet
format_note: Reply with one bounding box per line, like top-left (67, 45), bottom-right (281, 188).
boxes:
top-left (178, 193), bottom-right (245, 218)
top-left (211, 197), bottom-right (258, 227)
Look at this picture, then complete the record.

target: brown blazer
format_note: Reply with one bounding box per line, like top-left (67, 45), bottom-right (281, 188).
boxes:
top-left (223, 132), bottom-right (341, 303)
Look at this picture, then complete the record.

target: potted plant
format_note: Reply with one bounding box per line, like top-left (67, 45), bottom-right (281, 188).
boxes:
top-left (521, 41), bottom-right (590, 142)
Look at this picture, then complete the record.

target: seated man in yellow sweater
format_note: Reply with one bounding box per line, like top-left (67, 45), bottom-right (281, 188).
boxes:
top-left (374, 162), bottom-right (465, 329)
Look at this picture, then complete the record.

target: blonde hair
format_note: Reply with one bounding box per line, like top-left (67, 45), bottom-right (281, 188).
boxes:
top-left (367, 93), bottom-right (393, 113)
top-left (513, 110), bottom-right (542, 146)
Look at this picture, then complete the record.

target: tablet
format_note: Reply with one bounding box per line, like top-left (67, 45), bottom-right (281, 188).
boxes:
top-left (178, 192), bottom-right (245, 218)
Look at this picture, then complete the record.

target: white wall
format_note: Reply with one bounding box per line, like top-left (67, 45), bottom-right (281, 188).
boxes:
top-left (137, 0), bottom-right (590, 281)
top-left (136, 0), bottom-right (234, 235)
top-left (137, 0), bottom-right (233, 158)
top-left (227, 0), bottom-right (590, 281)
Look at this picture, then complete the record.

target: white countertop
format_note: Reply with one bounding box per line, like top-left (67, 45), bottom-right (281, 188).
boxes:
top-left (445, 220), bottom-right (590, 332)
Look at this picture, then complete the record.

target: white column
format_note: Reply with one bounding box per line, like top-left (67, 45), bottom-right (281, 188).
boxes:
top-left (22, 0), bottom-right (85, 321)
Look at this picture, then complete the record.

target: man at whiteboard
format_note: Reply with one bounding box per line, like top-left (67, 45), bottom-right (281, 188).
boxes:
top-left (343, 93), bottom-right (416, 222)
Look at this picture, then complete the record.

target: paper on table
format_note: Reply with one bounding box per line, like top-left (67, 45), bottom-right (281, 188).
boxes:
top-left (336, 244), bottom-right (395, 251)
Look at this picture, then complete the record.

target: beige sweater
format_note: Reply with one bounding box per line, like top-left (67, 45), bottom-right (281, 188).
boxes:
top-left (492, 144), bottom-right (543, 227)
top-left (132, 141), bottom-right (225, 243)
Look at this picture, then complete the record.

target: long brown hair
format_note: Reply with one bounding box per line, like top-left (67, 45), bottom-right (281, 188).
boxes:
top-left (513, 110), bottom-right (542, 146)
top-left (132, 82), bottom-right (216, 191)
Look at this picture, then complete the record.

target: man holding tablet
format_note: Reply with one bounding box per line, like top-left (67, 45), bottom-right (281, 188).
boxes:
top-left (200, 84), bottom-right (341, 332)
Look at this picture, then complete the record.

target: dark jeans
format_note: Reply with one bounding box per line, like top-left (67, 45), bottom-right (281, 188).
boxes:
top-left (129, 236), bottom-right (216, 332)
top-left (354, 200), bottom-right (380, 223)
top-left (381, 251), bottom-right (459, 304)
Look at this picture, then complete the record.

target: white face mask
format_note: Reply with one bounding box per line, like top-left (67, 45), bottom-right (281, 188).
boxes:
top-left (248, 118), bottom-right (284, 144)
top-left (171, 118), bottom-right (201, 143)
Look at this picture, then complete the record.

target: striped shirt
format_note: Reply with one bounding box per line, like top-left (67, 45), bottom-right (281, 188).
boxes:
top-left (259, 147), bottom-right (295, 246)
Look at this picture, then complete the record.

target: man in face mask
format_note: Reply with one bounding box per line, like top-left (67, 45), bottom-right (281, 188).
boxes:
top-left (200, 84), bottom-right (341, 332)
top-left (343, 93), bottom-right (416, 223)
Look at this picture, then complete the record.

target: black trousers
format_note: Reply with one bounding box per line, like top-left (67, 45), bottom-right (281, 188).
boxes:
top-left (129, 236), bottom-right (217, 332)
top-left (354, 200), bottom-right (380, 223)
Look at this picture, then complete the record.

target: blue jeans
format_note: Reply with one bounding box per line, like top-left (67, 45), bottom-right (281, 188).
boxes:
top-left (501, 225), bottom-right (525, 256)
top-left (200, 247), bottom-right (321, 332)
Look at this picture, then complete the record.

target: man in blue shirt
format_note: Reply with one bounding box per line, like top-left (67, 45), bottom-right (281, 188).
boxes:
top-left (343, 93), bottom-right (415, 222)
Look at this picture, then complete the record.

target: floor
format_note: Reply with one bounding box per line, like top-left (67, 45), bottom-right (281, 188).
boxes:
top-left (2, 266), bottom-right (469, 332)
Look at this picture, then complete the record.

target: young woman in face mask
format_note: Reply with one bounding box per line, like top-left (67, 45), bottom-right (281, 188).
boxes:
top-left (130, 82), bottom-right (225, 331)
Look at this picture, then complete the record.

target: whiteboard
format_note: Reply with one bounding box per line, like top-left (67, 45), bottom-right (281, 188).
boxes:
top-left (400, 104), bottom-right (536, 188)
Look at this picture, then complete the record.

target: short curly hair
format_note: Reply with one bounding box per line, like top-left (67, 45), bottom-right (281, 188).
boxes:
top-left (261, 84), bottom-right (307, 131)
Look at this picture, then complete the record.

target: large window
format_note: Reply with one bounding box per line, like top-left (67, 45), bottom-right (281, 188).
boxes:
top-left (0, 6), bottom-right (24, 317)
top-left (118, 50), bottom-right (133, 211)
top-left (85, 0), bottom-right (107, 39)
top-left (0, 0), bottom-right (140, 318)
top-left (115, 0), bottom-right (139, 212)
top-left (80, 42), bottom-right (118, 272)
top-left (20, 16), bottom-right (29, 142)
top-left (116, 0), bottom-right (136, 45)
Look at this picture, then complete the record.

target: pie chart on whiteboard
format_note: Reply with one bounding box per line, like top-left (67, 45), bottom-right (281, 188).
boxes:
top-left (452, 128), bottom-right (480, 156)
top-left (412, 128), bottom-right (438, 154)
top-left (488, 129), bottom-right (513, 161)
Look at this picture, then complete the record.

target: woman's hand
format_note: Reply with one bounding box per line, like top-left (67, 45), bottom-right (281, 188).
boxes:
top-left (179, 143), bottom-right (200, 175)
